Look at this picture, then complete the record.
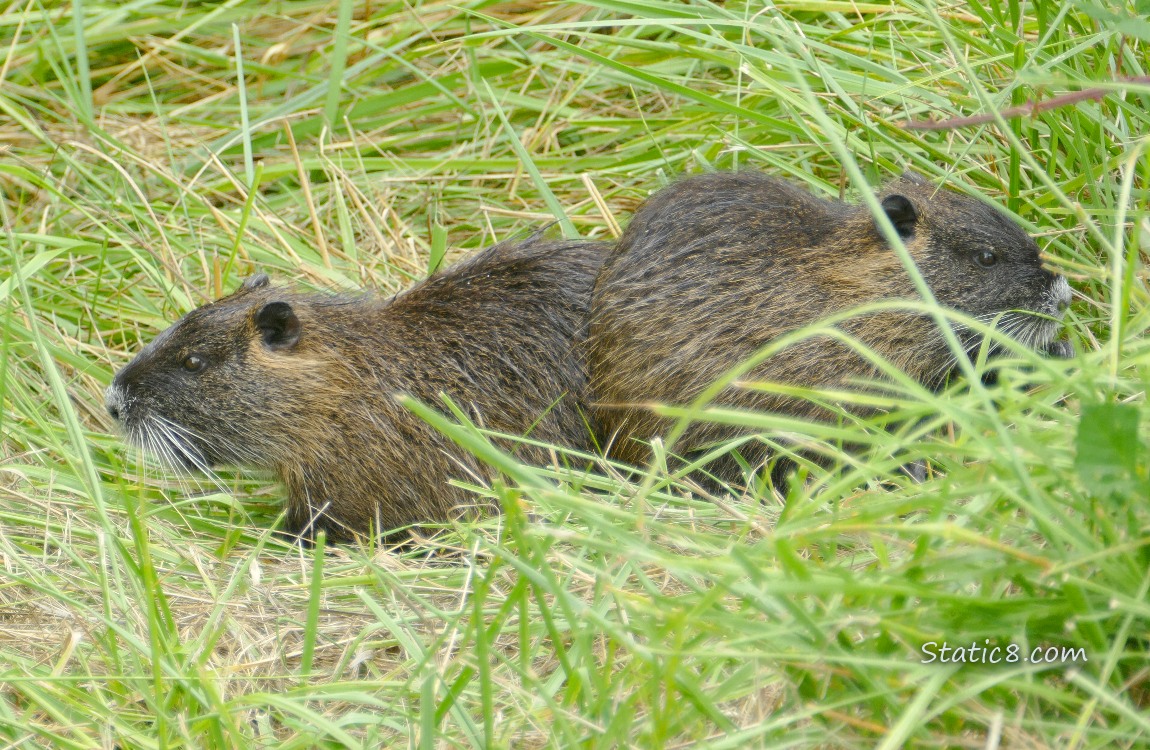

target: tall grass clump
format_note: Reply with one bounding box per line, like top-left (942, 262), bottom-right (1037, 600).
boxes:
top-left (1, 0), bottom-right (1147, 747)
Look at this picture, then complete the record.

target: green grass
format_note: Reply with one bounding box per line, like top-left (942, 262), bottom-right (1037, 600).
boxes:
top-left (2, 0), bottom-right (1149, 747)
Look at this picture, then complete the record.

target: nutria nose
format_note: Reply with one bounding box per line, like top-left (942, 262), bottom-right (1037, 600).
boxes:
top-left (105, 386), bottom-right (123, 422)
top-left (1052, 276), bottom-right (1072, 315)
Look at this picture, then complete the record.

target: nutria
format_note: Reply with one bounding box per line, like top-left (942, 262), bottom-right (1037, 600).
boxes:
top-left (106, 234), bottom-right (609, 542)
top-left (588, 171), bottom-right (1072, 486)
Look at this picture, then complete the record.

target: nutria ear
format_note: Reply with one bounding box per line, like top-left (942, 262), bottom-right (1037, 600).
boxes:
top-left (242, 273), bottom-right (270, 291)
top-left (880, 194), bottom-right (918, 238)
top-left (255, 301), bottom-right (301, 350)
top-left (899, 170), bottom-right (929, 186)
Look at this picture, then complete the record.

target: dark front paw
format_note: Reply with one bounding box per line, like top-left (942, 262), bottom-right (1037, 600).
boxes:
top-left (1044, 339), bottom-right (1074, 359)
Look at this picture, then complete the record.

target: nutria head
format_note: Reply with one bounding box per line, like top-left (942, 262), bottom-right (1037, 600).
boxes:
top-left (875, 172), bottom-right (1071, 352)
top-left (105, 273), bottom-right (333, 473)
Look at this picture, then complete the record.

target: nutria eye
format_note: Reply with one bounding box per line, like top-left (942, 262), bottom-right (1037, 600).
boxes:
top-left (974, 250), bottom-right (999, 268)
top-left (183, 355), bottom-right (206, 372)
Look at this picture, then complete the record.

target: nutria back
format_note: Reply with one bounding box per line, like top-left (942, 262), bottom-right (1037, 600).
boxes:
top-left (588, 171), bottom-right (1071, 485)
top-left (107, 234), bottom-right (610, 541)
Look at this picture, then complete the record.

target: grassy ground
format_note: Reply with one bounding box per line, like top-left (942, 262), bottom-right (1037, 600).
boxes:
top-left (2, 0), bottom-right (1149, 747)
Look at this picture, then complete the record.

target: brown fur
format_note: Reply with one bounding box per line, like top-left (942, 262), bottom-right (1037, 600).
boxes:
top-left (107, 234), bottom-right (610, 542)
top-left (588, 171), bottom-right (1071, 484)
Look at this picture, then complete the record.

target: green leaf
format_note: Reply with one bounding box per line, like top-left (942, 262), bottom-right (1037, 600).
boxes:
top-left (1074, 403), bottom-right (1146, 495)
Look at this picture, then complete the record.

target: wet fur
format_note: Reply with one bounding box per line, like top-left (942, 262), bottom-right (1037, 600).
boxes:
top-left (108, 235), bottom-right (610, 542)
top-left (588, 171), bottom-right (1071, 484)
